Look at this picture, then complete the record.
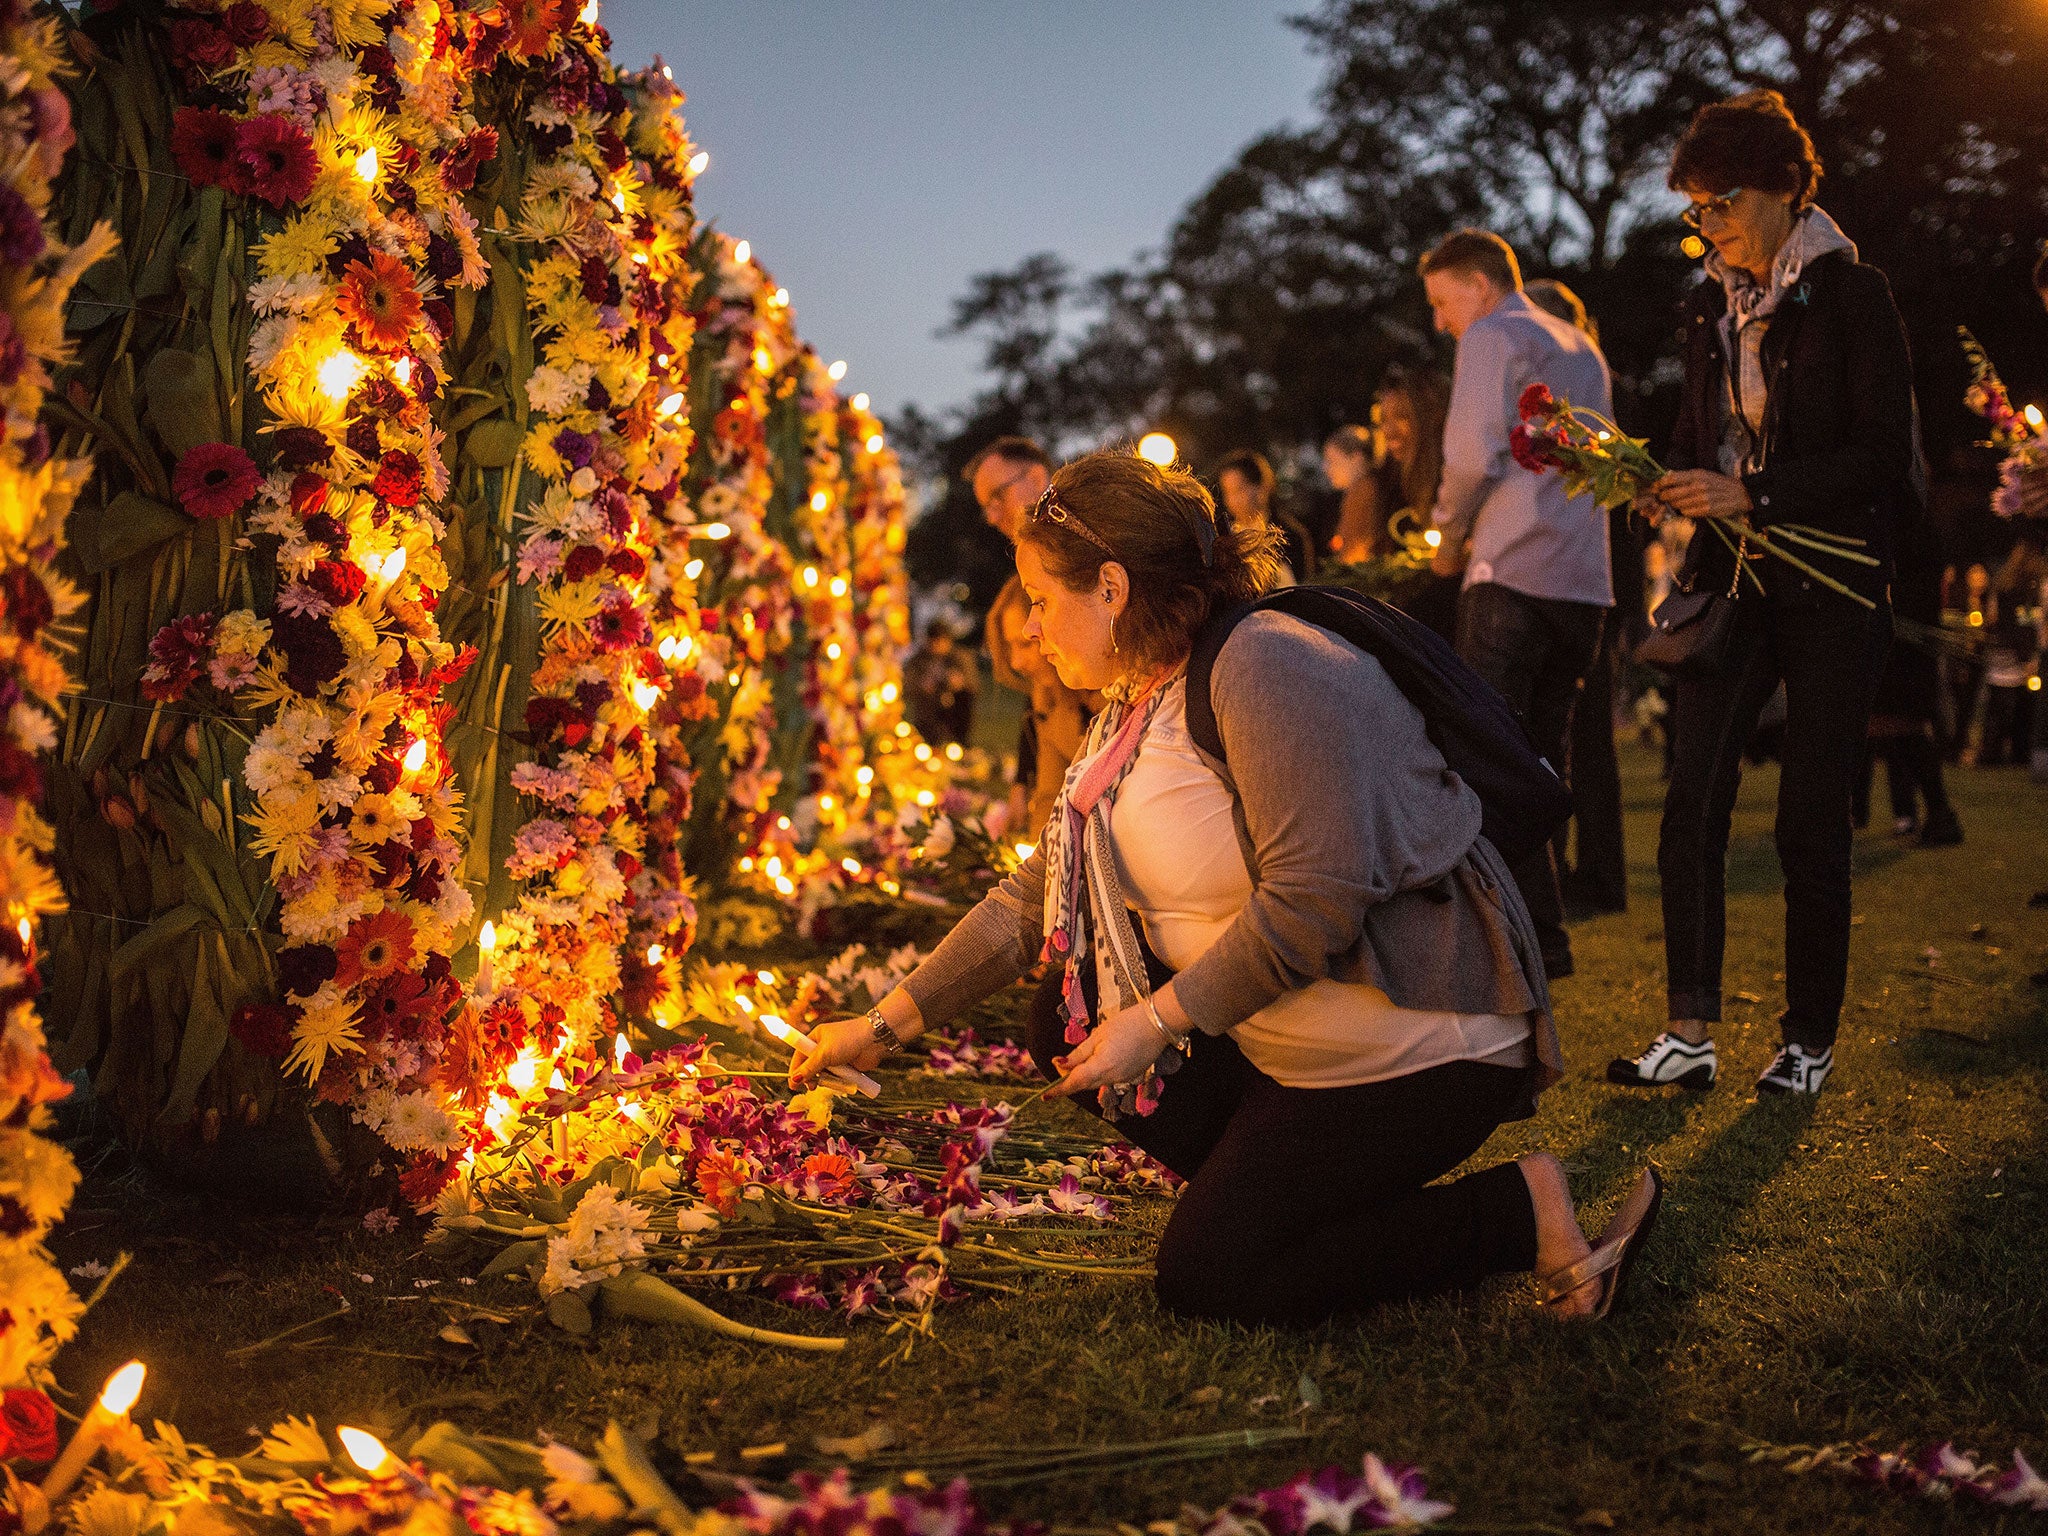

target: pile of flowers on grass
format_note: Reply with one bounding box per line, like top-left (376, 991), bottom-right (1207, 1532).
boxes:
top-left (1743, 1435), bottom-right (2048, 1513)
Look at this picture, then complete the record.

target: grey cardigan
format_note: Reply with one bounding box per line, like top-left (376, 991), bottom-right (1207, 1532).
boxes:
top-left (902, 611), bottom-right (1565, 1098)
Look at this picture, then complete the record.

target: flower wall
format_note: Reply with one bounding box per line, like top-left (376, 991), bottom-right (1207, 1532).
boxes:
top-left (39, 0), bottom-right (944, 1200)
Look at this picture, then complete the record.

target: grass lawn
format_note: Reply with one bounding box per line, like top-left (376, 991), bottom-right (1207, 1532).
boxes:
top-left (46, 743), bottom-right (2048, 1533)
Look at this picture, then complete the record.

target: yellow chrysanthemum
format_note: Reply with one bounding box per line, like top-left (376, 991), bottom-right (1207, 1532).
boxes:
top-left (283, 994), bottom-right (364, 1082)
top-left (257, 214), bottom-right (340, 282)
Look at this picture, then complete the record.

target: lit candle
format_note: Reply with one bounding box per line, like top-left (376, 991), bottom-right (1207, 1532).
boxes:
top-left (759, 1014), bottom-right (879, 1098)
top-left (476, 920), bottom-right (495, 999)
top-left (41, 1360), bottom-right (145, 1502)
top-left (368, 546), bottom-right (407, 613)
top-left (338, 1425), bottom-right (391, 1475)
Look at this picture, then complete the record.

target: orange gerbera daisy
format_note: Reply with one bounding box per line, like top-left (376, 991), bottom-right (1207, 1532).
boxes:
top-left (502, 0), bottom-right (568, 62)
top-left (333, 905), bottom-right (417, 991)
top-left (694, 1150), bottom-right (750, 1219)
top-left (336, 251), bottom-right (423, 351)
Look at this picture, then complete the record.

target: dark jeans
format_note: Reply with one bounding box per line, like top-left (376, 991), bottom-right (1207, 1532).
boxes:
top-left (1559, 624), bottom-right (1627, 911)
top-left (1025, 971), bottom-right (1538, 1324)
top-left (1659, 592), bottom-right (1893, 1048)
top-left (1455, 582), bottom-right (1608, 966)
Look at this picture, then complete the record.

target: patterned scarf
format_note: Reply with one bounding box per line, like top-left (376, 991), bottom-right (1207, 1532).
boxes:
top-left (1038, 672), bottom-right (1186, 1118)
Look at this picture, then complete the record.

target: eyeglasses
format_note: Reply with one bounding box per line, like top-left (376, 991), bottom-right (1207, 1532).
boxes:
top-left (1681, 188), bottom-right (1745, 229)
top-left (974, 464), bottom-right (1036, 515)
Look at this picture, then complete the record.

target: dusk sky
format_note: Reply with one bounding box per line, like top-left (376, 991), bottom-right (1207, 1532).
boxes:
top-left (600, 3), bottom-right (1325, 421)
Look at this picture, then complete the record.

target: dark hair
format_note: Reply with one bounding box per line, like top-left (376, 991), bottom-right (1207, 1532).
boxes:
top-left (1323, 424), bottom-right (1373, 459)
top-left (1524, 278), bottom-right (1598, 342)
top-left (2034, 244), bottom-right (2048, 292)
top-left (962, 435), bottom-right (1050, 483)
top-left (1214, 449), bottom-right (1274, 495)
top-left (1375, 365), bottom-right (1450, 516)
top-left (1418, 228), bottom-right (1522, 292)
top-left (1669, 89), bottom-right (1823, 211)
top-left (1017, 450), bottom-right (1286, 671)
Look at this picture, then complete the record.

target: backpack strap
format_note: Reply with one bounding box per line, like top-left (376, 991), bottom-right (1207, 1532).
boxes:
top-left (1183, 599), bottom-right (1256, 766)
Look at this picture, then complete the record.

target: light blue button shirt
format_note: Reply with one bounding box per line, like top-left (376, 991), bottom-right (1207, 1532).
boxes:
top-left (1431, 291), bottom-right (1615, 607)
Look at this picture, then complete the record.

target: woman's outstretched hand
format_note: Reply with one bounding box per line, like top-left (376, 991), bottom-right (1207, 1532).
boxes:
top-left (788, 1018), bottom-right (886, 1087)
top-left (1652, 469), bottom-right (1752, 521)
top-left (1047, 1003), bottom-right (1172, 1098)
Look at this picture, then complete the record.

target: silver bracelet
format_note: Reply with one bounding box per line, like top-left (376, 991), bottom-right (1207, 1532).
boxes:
top-left (866, 1006), bottom-right (904, 1055)
top-left (1142, 995), bottom-right (1188, 1053)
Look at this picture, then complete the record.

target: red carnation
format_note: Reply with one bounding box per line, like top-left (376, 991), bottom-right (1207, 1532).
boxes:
top-left (562, 544), bottom-right (604, 582)
top-left (221, 1), bottom-right (270, 44)
top-left (170, 107), bottom-right (246, 192)
top-left (1509, 424), bottom-right (1567, 475)
top-left (1517, 382), bottom-right (1557, 424)
top-left (0, 564), bottom-right (55, 641)
top-left (141, 612), bottom-right (217, 703)
top-left (236, 113), bottom-right (319, 209)
top-left (173, 441), bottom-right (260, 520)
top-left (0, 1388), bottom-right (59, 1463)
top-left (371, 449), bottom-right (425, 507)
top-left (309, 558), bottom-right (367, 607)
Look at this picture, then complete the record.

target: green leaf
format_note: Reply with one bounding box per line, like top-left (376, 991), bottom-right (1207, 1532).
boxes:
top-left (154, 791), bottom-right (257, 929)
top-left (596, 1422), bottom-right (696, 1536)
top-left (141, 349), bottom-right (224, 457)
top-left (109, 903), bottom-right (206, 985)
top-left (546, 1289), bottom-right (593, 1334)
top-left (73, 490), bottom-right (190, 575)
top-left (407, 1422), bottom-right (513, 1487)
top-left (478, 1238), bottom-right (546, 1278)
top-left (159, 937), bottom-right (227, 1124)
top-left (462, 417), bottom-right (523, 468)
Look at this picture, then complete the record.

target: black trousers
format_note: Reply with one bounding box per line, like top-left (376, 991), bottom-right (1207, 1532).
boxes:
top-left (1658, 591), bottom-right (1892, 1047)
top-left (1560, 623), bottom-right (1628, 911)
top-left (1455, 582), bottom-right (1608, 966)
top-left (1025, 971), bottom-right (1538, 1325)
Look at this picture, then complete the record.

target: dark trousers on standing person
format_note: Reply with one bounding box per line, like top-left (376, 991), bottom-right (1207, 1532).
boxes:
top-left (1559, 625), bottom-right (1628, 913)
top-left (1659, 590), bottom-right (1893, 1051)
top-left (1455, 582), bottom-right (1608, 976)
top-left (1025, 970), bottom-right (1539, 1325)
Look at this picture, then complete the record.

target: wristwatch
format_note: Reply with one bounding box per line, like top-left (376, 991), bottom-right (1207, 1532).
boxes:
top-left (866, 1006), bottom-right (904, 1055)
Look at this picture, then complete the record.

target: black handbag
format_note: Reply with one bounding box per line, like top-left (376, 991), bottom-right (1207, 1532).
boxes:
top-left (1634, 534), bottom-right (1746, 678)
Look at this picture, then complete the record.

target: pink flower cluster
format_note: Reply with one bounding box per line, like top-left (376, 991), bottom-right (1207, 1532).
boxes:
top-left (1850, 1443), bottom-right (2047, 1510)
top-left (915, 1028), bottom-right (1036, 1081)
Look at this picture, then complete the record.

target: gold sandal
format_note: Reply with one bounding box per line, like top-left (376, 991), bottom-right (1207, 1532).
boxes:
top-left (1537, 1166), bottom-right (1663, 1320)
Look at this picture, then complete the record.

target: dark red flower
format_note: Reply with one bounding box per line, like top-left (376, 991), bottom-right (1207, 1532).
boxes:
top-left (590, 593), bottom-right (649, 652)
top-left (276, 943), bottom-right (338, 998)
top-left (0, 564), bottom-right (55, 641)
top-left (562, 544), bottom-right (604, 582)
top-left (235, 113), bottom-right (319, 209)
top-left (371, 449), bottom-right (424, 507)
top-left (399, 1152), bottom-right (460, 1205)
top-left (270, 611), bottom-right (347, 694)
top-left (1517, 382), bottom-right (1557, 423)
top-left (141, 613), bottom-right (217, 702)
top-left (230, 1001), bottom-right (298, 1058)
top-left (170, 107), bottom-right (246, 192)
top-left (0, 1388), bottom-right (59, 1463)
top-left (361, 971), bottom-right (428, 1038)
top-left (169, 18), bottom-right (234, 73)
top-left (272, 426), bottom-right (333, 469)
top-left (1509, 424), bottom-right (1567, 475)
top-left (173, 441), bottom-right (260, 520)
top-left (309, 558), bottom-right (367, 608)
top-left (439, 126), bottom-right (498, 194)
top-left (221, 1), bottom-right (270, 44)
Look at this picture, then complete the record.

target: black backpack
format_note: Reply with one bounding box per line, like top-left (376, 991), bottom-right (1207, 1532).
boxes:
top-left (1185, 586), bottom-right (1572, 866)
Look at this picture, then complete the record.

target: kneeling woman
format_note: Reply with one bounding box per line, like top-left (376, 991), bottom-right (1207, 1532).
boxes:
top-left (794, 452), bottom-right (1658, 1324)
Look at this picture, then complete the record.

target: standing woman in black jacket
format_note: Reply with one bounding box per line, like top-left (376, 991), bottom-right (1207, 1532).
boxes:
top-left (1609, 91), bottom-right (1915, 1098)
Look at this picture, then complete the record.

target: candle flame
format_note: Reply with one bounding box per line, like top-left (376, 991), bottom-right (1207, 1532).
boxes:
top-left (827, 360), bottom-right (848, 381)
top-left (354, 146), bottom-right (379, 183)
top-left (614, 1033), bottom-right (630, 1069)
top-left (1014, 842), bottom-right (1036, 861)
top-left (647, 944), bottom-right (664, 966)
top-left (479, 919), bottom-right (496, 953)
top-left (688, 151), bottom-right (709, 176)
top-left (379, 547), bottom-right (407, 583)
top-left (733, 239), bottom-right (751, 265)
top-left (656, 391), bottom-right (685, 419)
top-left (2028, 404), bottom-right (2045, 432)
top-left (632, 678), bottom-right (661, 711)
top-left (401, 737), bottom-right (428, 774)
top-left (337, 1425), bottom-right (391, 1474)
top-left (703, 522), bottom-right (732, 541)
top-left (759, 1014), bottom-right (794, 1044)
top-left (506, 1050), bottom-right (538, 1093)
top-left (851, 393), bottom-right (870, 412)
top-left (1424, 528), bottom-right (1443, 548)
top-left (392, 356), bottom-right (412, 388)
top-left (99, 1361), bottom-right (146, 1415)
top-left (864, 433), bottom-right (885, 454)
top-left (15, 916), bottom-right (28, 945)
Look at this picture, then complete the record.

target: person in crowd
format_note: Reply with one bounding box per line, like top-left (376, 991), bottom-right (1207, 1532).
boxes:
top-left (1972, 529), bottom-right (2045, 766)
top-left (793, 450), bottom-right (1661, 1326)
top-left (1324, 424), bottom-right (1384, 562)
top-left (1941, 563), bottom-right (1992, 760)
top-left (1373, 366), bottom-right (1459, 639)
top-left (1610, 89), bottom-right (1913, 1099)
top-left (970, 436), bottom-right (1094, 836)
top-left (1526, 279), bottom-right (1636, 915)
top-left (1423, 228), bottom-right (1615, 979)
top-left (903, 619), bottom-right (978, 748)
top-left (1216, 449), bottom-right (1316, 584)
top-left (1857, 499), bottom-right (1962, 844)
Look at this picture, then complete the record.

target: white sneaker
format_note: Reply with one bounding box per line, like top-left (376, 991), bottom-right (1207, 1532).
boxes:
top-left (1756, 1043), bottom-right (1832, 1096)
top-left (1606, 1032), bottom-right (1716, 1091)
